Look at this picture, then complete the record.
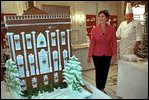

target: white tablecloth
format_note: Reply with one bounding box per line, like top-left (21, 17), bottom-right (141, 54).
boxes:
top-left (116, 60), bottom-right (148, 99)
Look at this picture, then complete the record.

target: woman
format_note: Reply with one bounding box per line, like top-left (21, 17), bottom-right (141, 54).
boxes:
top-left (88, 10), bottom-right (117, 93)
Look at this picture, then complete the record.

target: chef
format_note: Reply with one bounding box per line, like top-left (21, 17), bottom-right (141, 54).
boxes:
top-left (116, 3), bottom-right (143, 58)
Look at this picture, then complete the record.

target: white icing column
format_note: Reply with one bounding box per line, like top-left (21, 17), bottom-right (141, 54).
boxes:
top-left (7, 32), bottom-right (16, 62)
top-left (31, 31), bottom-right (39, 75)
top-left (21, 32), bottom-right (30, 77)
top-left (56, 29), bottom-right (62, 70)
top-left (45, 30), bottom-right (53, 72)
top-left (4, 32), bottom-right (12, 58)
top-left (66, 29), bottom-right (71, 58)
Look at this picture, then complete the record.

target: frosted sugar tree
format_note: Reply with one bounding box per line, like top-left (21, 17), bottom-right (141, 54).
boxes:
top-left (4, 59), bottom-right (23, 98)
top-left (63, 55), bottom-right (84, 92)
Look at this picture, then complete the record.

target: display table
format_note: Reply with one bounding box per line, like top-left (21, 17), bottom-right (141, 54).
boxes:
top-left (116, 60), bottom-right (148, 99)
top-left (1, 80), bottom-right (111, 99)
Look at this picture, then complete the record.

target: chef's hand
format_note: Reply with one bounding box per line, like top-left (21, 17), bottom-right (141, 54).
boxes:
top-left (87, 57), bottom-right (91, 63)
top-left (133, 41), bottom-right (141, 53)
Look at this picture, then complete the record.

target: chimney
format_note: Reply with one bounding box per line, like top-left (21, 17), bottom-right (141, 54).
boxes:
top-left (28, 1), bottom-right (34, 8)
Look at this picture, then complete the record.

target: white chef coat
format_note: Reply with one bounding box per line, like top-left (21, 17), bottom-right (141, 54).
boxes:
top-left (116, 20), bottom-right (143, 57)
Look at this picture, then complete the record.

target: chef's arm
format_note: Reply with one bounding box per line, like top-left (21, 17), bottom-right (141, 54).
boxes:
top-left (135, 21), bottom-right (143, 47)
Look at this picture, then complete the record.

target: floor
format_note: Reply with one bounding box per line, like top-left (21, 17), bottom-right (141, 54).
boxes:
top-left (82, 64), bottom-right (123, 99)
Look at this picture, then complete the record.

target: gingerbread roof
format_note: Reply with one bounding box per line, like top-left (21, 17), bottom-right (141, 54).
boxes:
top-left (23, 6), bottom-right (48, 15)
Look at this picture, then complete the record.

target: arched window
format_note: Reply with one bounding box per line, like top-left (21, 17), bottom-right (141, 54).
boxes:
top-left (124, 1), bottom-right (147, 14)
top-left (132, 5), bottom-right (145, 25)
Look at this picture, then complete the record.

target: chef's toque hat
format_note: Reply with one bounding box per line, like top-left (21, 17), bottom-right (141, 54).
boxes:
top-left (126, 3), bottom-right (133, 14)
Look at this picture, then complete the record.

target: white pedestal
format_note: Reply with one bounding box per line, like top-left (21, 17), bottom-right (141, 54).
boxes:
top-left (116, 60), bottom-right (148, 99)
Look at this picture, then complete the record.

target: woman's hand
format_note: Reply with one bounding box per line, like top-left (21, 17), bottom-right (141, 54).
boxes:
top-left (87, 57), bottom-right (91, 63)
top-left (111, 55), bottom-right (117, 64)
top-left (116, 36), bottom-right (121, 40)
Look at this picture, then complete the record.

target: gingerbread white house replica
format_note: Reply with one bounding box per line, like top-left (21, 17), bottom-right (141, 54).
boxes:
top-left (4, 7), bottom-right (72, 90)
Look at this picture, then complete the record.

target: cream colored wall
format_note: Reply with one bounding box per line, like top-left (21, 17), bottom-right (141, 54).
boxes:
top-left (96, 1), bottom-right (122, 25)
top-left (34, 1), bottom-right (97, 44)
top-left (119, 1), bottom-right (125, 25)
top-left (1, 1), bottom-right (27, 15)
top-left (1, 1), bottom-right (123, 44)
top-left (1, 1), bottom-right (18, 14)
top-left (97, 1), bottom-right (120, 14)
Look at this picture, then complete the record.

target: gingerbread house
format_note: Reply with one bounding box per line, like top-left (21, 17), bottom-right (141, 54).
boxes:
top-left (4, 6), bottom-right (72, 90)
